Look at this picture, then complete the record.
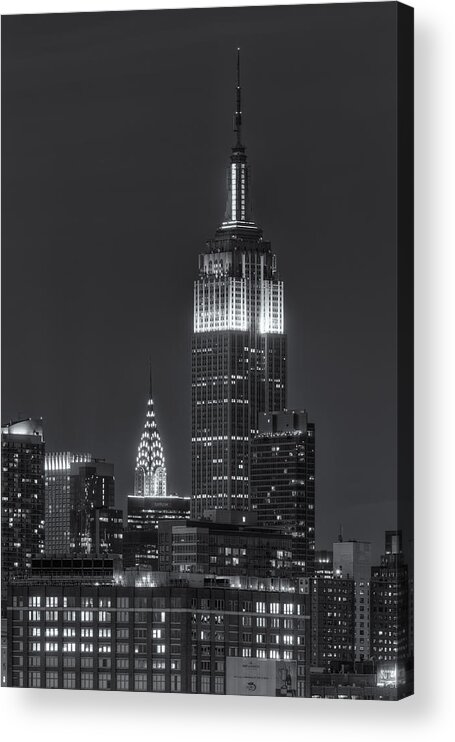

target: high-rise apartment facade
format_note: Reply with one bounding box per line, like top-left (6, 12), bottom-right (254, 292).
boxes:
top-left (370, 531), bottom-right (409, 664)
top-left (333, 539), bottom-right (372, 661)
top-left (1, 419), bottom-right (46, 581)
top-left (44, 452), bottom-right (92, 556)
top-left (250, 411), bottom-right (316, 576)
top-left (191, 52), bottom-right (286, 518)
top-left (310, 576), bottom-right (355, 670)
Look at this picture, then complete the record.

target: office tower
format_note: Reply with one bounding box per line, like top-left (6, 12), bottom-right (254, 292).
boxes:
top-left (370, 530), bottom-right (409, 664)
top-left (310, 575), bottom-right (355, 670)
top-left (44, 452), bottom-right (92, 556)
top-left (333, 538), bottom-right (372, 661)
top-left (69, 459), bottom-right (123, 556)
top-left (250, 410), bottom-right (316, 576)
top-left (123, 494), bottom-right (190, 569)
top-left (134, 368), bottom-right (166, 497)
top-left (192, 51), bottom-right (286, 518)
top-left (8, 579), bottom-right (310, 696)
top-left (157, 514), bottom-right (293, 577)
top-left (1, 418), bottom-right (45, 581)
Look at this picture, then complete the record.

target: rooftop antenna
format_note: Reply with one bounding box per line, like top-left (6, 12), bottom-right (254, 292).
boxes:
top-left (233, 47), bottom-right (242, 148)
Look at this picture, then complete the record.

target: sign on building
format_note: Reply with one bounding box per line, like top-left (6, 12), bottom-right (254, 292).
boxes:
top-left (226, 657), bottom-right (297, 697)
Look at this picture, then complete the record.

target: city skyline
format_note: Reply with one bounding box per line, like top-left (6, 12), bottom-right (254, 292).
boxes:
top-left (2, 4), bottom-right (401, 559)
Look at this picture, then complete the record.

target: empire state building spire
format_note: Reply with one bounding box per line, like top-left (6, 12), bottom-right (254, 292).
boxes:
top-left (219, 48), bottom-right (259, 234)
top-left (234, 47), bottom-right (242, 148)
top-left (192, 52), bottom-right (286, 518)
top-left (134, 365), bottom-right (167, 497)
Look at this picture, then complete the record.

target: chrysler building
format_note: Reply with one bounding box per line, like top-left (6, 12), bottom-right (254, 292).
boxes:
top-left (134, 366), bottom-right (167, 497)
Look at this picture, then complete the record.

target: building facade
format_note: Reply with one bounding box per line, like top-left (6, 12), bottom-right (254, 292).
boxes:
top-left (44, 452), bottom-right (92, 556)
top-left (309, 662), bottom-right (411, 701)
top-left (250, 410), bottom-right (316, 576)
top-left (370, 531), bottom-right (409, 663)
top-left (29, 556), bottom-right (121, 585)
top-left (333, 538), bottom-right (372, 661)
top-left (310, 576), bottom-right (355, 670)
top-left (69, 460), bottom-right (123, 556)
top-left (157, 516), bottom-right (293, 577)
top-left (7, 579), bottom-right (311, 696)
top-left (123, 495), bottom-right (190, 570)
top-left (1, 419), bottom-right (46, 582)
top-left (314, 550), bottom-right (334, 578)
top-left (191, 52), bottom-right (286, 518)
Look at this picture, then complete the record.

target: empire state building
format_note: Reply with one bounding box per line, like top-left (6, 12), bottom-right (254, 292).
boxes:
top-left (191, 52), bottom-right (287, 518)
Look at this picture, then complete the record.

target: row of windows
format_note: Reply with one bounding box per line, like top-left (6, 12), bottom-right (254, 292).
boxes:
top-left (25, 671), bottom-right (176, 691)
top-left (14, 598), bottom-right (305, 617)
top-left (22, 596), bottom-right (178, 609)
top-left (16, 656), bottom-right (178, 670)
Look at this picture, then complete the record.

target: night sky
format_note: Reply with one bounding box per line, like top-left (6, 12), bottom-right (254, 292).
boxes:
top-left (2, 3), bottom-right (400, 560)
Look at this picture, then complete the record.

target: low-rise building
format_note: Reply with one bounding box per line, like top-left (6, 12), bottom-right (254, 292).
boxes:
top-left (7, 576), bottom-right (311, 696)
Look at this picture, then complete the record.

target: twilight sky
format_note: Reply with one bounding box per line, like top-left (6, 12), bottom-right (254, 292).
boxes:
top-left (2, 3), bottom-right (400, 560)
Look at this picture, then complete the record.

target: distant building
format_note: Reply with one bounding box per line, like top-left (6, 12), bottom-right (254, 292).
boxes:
top-left (69, 459), bottom-right (123, 557)
top-left (385, 530), bottom-right (402, 555)
top-left (134, 369), bottom-right (166, 497)
top-left (7, 577), bottom-right (311, 695)
top-left (157, 512), bottom-right (293, 577)
top-left (310, 576), bottom-right (355, 670)
top-left (44, 452), bottom-right (92, 556)
top-left (314, 550), bottom-right (333, 578)
top-left (370, 530), bottom-right (409, 663)
top-left (333, 538), bottom-right (372, 660)
top-left (1, 419), bottom-right (45, 582)
top-left (123, 494), bottom-right (190, 570)
top-left (251, 410), bottom-right (316, 576)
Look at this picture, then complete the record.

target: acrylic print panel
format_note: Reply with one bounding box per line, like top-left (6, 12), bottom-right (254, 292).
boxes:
top-left (1, 2), bottom-right (414, 700)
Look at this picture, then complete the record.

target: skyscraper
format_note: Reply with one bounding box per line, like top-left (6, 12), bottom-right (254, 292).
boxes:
top-left (44, 451), bottom-right (92, 556)
top-left (250, 410), bottom-right (316, 576)
top-left (1, 418), bottom-right (45, 581)
top-left (69, 459), bottom-right (123, 556)
top-left (370, 530), bottom-right (409, 664)
top-left (134, 367), bottom-right (166, 498)
top-left (192, 51), bottom-right (286, 518)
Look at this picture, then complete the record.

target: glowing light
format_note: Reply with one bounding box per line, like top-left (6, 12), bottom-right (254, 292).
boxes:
top-left (219, 221), bottom-right (258, 230)
top-left (134, 397), bottom-right (167, 498)
top-left (193, 277), bottom-right (247, 333)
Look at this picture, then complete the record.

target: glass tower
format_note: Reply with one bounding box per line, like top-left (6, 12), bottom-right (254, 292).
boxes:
top-left (191, 51), bottom-right (287, 517)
